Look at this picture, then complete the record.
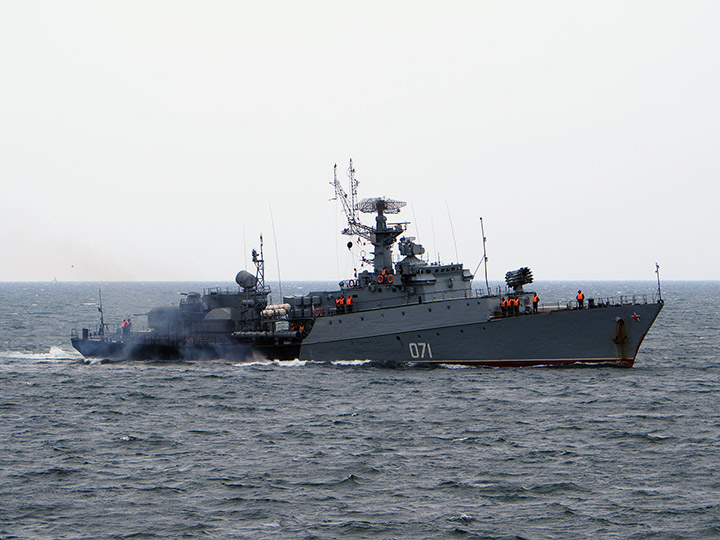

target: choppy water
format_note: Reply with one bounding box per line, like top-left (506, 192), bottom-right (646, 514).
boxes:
top-left (0, 281), bottom-right (718, 539)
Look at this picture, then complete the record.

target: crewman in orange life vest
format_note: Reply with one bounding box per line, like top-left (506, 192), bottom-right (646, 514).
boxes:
top-left (577, 290), bottom-right (585, 309)
top-left (532, 293), bottom-right (539, 313)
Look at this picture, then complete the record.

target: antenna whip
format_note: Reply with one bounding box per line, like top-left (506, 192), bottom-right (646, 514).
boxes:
top-left (269, 203), bottom-right (283, 301)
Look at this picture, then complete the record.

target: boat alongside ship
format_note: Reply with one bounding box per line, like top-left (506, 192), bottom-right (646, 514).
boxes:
top-left (71, 161), bottom-right (663, 367)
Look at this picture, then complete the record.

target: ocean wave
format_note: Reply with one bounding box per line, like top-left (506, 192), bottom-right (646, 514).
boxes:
top-left (447, 513), bottom-right (476, 523)
top-left (83, 357), bottom-right (109, 365)
top-left (290, 474), bottom-right (363, 489)
top-left (438, 363), bottom-right (474, 369)
top-left (0, 346), bottom-right (83, 361)
top-left (331, 359), bottom-right (373, 366)
top-left (233, 358), bottom-right (310, 368)
top-left (232, 358), bottom-right (374, 367)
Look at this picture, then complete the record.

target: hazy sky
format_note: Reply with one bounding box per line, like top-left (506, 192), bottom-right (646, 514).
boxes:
top-left (1, 1), bottom-right (718, 282)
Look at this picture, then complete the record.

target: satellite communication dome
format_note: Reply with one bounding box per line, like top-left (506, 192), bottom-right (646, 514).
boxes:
top-left (235, 270), bottom-right (257, 289)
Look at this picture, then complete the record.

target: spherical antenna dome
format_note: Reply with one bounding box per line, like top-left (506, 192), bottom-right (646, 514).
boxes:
top-left (235, 270), bottom-right (257, 289)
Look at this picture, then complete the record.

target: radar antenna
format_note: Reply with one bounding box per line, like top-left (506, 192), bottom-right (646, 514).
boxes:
top-left (329, 160), bottom-right (408, 274)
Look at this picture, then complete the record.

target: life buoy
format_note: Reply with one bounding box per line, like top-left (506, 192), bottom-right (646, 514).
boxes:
top-left (386, 274), bottom-right (394, 284)
top-left (348, 279), bottom-right (355, 288)
top-left (314, 307), bottom-right (323, 317)
top-left (377, 274), bottom-right (385, 284)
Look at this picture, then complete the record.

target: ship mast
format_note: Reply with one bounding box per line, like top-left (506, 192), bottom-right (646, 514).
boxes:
top-left (97, 289), bottom-right (105, 336)
top-left (331, 159), bottom-right (373, 239)
top-left (480, 217), bottom-right (490, 294)
top-left (252, 235), bottom-right (267, 292)
top-left (331, 160), bottom-right (407, 274)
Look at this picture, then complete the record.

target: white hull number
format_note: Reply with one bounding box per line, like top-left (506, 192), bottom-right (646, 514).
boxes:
top-left (408, 342), bottom-right (433, 359)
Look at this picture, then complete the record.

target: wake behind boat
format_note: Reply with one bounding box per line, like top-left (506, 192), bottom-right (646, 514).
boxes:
top-left (71, 161), bottom-right (663, 367)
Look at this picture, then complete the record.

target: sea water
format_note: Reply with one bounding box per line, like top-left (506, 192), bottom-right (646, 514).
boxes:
top-left (0, 281), bottom-right (718, 539)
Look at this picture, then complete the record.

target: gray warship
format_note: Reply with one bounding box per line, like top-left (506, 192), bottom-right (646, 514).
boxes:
top-left (72, 161), bottom-right (663, 367)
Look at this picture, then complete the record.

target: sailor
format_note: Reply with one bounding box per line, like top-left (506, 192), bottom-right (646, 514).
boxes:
top-left (346, 296), bottom-right (353, 312)
top-left (532, 293), bottom-right (539, 313)
top-left (513, 296), bottom-right (520, 315)
top-left (577, 290), bottom-right (585, 309)
top-left (120, 319), bottom-right (127, 337)
top-left (500, 297), bottom-right (507, 317)
top-left (126, 318), bottom-right (132, 334)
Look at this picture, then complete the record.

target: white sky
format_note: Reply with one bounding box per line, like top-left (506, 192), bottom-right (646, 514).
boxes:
top-left (1, 1), bottom-right (718, 282)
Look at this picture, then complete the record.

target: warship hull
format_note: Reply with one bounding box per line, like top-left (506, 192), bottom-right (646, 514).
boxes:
top-left (71, 336), bottom-right (301, 362)
top-left (72, 300), bottom-right (662, 367)
top-left (299, 301), bottom-right (662, 367)
top-left (70, 161), bottom-right (664, 367)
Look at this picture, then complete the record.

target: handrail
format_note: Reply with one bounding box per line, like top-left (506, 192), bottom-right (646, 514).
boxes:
top-left (204, 286), bottom-right (271, 296)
